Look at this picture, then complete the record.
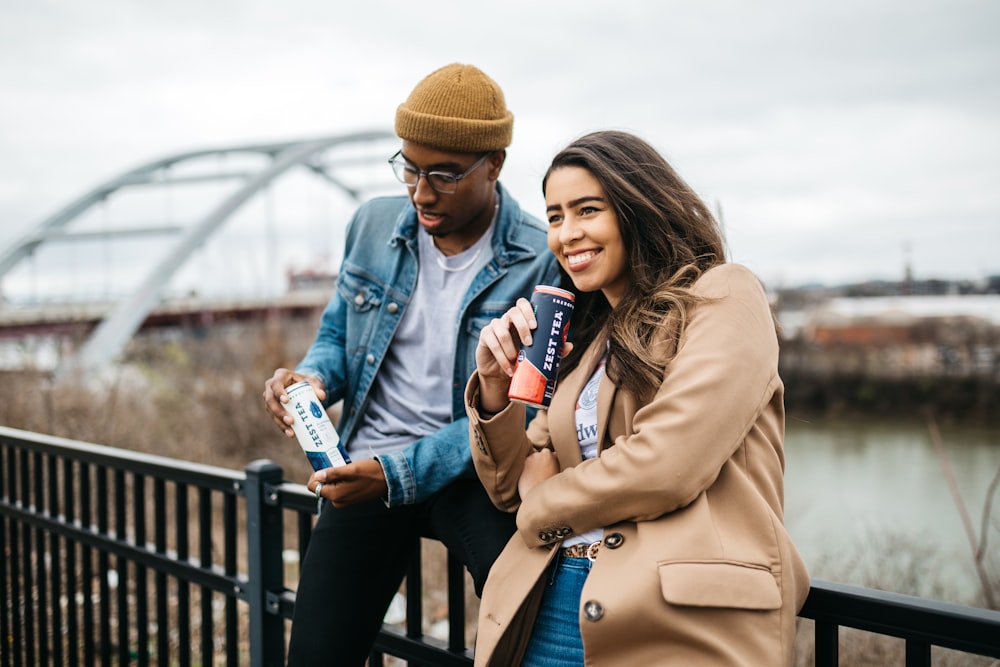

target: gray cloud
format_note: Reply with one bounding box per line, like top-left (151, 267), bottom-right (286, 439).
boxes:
top-left (1, 0), bottom-right (997, 298)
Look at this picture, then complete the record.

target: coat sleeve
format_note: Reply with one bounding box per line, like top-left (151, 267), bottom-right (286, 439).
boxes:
top-left (513, 264), bottom-right (784, 547)
top-left (465, 373), bottom-right (553, 512)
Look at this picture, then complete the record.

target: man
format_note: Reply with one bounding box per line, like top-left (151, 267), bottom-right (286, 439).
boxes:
top-left (262, 63), bottom-right (560, 666)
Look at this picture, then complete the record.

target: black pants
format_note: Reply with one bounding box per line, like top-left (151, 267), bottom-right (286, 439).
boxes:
top-left (285, 478), bottom-right (516, 667)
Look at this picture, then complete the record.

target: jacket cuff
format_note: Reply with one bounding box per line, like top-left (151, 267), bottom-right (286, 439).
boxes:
top-left (465, 372), bottom-right (510, 422)
top-left (375, 451), bottom-right (415, 507)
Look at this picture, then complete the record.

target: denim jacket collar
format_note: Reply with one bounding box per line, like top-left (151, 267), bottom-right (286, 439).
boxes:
top-left (388, 182), bottom-right (540, 267)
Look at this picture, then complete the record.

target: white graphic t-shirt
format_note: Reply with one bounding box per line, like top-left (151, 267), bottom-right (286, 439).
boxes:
top-left (561, 356), bottom-right (607, 549)
top-left (575, 358), bottom-right (605, 460)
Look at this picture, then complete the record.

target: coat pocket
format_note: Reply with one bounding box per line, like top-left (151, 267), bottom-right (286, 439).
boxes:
top-left (658, 560), bottom-right (782, 610)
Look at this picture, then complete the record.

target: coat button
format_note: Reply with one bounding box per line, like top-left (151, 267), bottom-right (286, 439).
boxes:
top-left (387, 302), bottom-right (399, 314)
top-left (583, 601), bottom-right (604, 621)
top-left (366, 354), bottom-right (375, 364)
top-left (354, 293), bottom-right (365, 306)
top-left (604, 532), bottom-right (624, 549)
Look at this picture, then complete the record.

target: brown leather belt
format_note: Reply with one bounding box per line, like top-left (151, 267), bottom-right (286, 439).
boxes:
top-left (560, 540), bottom-right (600, 561)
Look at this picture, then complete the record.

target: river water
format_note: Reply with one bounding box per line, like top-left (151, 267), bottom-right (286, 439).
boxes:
top-left (782, 415), bottom-right (1000, 605)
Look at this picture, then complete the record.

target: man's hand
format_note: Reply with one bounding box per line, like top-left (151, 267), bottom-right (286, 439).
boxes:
top-left (262, 368), bottom-right (326, 437)
top-left (309, 459), bottom-right (389, 508)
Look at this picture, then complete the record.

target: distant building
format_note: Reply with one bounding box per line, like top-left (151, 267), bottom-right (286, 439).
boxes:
top-left (777, 294), bottom-right (1000, 378)
top-left (286, 267), bottom-right (337, 293)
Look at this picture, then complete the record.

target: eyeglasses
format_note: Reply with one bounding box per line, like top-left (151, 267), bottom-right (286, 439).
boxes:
top-left (388, 150), bottom-right (492, 194)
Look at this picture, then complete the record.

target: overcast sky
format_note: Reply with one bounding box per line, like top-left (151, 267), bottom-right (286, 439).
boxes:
top-left (1, 0), bottom-right (998, 298)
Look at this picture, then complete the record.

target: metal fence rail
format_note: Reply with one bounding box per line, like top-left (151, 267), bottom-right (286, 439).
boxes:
top-left (800, 578), bottom-right (1000, 666)
top-left (0, 426), bottom-right (246, 667)
top-left (2, 426), bottom-right (999, 666)
top-left (0, 427), bottom-right (470, 667)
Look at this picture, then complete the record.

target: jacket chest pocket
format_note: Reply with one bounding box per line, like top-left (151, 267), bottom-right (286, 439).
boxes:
top-left (337, 272), bottom-right (387, 363)
top-left (338, 272), bottom-right (384, 313)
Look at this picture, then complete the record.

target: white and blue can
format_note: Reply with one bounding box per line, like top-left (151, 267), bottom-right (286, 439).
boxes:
top-left (286, 381), bottom-right (351, 470)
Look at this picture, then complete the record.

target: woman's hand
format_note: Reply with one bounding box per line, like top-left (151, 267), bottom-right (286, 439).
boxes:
top-left (518, 449), bottom-right (560, 499)
top-left (477, 298), bottom-right (537, 379)
top-left (475, 298), bottom-right (537, 412)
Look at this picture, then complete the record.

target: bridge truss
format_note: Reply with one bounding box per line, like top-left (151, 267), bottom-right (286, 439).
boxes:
top-left (0, 130), bottom-right (398, 376)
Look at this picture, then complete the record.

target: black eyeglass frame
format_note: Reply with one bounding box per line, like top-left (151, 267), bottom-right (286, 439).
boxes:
top-left (387, 150), bottom-right (492, 194)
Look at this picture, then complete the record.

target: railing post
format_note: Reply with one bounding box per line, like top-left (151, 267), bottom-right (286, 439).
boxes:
top-left (245, 459), bottom-right (286, 667)
top-left (447, 550), bottom-right (466, 653)
top-left (814, 619), bottom-right (839, 667)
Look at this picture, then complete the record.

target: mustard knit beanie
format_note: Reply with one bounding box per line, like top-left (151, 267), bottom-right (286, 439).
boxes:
top-left (395, 63), bottom-right (513, 153)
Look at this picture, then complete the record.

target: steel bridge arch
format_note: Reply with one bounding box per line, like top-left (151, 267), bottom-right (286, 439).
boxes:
top-left (0, 130), bottom-right (397, 376)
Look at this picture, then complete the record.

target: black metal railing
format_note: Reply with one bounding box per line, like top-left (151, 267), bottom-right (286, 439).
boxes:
top-left (1, 426), bottom-right (246, 667)
top-left (799, 578), bottom-right (1000, 666)
top-left (2, 425), bottom-right (999, 666)
top-left (0, 426), bottom-right (471, 667)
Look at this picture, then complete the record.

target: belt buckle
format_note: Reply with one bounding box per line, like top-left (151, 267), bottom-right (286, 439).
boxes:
top-left (585, 540), bottom-right (600, 562)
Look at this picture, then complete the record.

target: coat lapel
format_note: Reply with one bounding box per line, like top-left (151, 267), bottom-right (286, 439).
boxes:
top-left (595, 359), bottom-right (617, 453)
top-left (548, 337), bottom-right (615, 467)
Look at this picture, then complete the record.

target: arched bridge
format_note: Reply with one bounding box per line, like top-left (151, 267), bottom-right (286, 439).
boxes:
top-left (0, 130), bottom-right (399, 376)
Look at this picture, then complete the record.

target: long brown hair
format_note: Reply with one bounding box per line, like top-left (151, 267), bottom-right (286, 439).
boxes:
top-left (542, 130), bottom-right (727, 400)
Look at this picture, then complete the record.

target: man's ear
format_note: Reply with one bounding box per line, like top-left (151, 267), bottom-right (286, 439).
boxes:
top-left (488, 150), bottom-right (507, 181)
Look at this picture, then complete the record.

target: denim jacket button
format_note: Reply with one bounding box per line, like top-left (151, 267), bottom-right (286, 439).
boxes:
top-left (366, 354), bottom-right (375, 364)
top-left (387, 302), bottom-right (399, 314)
top-left (354, 293), bottom-right (365, 306)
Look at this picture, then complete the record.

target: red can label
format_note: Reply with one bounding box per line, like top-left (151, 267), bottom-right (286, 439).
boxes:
top-left (508, 285), bottom-right (575, 408)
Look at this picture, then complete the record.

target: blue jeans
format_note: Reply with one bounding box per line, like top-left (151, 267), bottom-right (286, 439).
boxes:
top-left (520, 556), bottom-right (591, 667)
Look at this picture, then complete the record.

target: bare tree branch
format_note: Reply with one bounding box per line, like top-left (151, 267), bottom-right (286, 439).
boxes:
top-left (926, 412), bottom-right (997, 609)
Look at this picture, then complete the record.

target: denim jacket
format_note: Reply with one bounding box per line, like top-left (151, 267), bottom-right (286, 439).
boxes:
top-left (297, 183), bottom-right (560, 506)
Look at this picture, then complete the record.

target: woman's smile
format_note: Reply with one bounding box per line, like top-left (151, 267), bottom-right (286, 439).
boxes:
top-left (565, 248), bottom-right (601, 270)
top-left (545, 166), bottom-right (630, 307)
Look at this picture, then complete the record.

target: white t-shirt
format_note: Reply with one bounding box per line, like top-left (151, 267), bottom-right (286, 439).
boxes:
top-left (350, 220), bottom-right (495, 458)
top-left (561, 356), bottom-right (607, 548)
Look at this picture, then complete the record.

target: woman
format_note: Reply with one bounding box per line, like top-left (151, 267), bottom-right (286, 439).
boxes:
top-left (467, 130), bottom-right (809, 666)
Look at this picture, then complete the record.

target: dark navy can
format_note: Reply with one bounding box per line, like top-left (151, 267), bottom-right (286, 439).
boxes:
top-left (508, 285), bottom-right (575, 408)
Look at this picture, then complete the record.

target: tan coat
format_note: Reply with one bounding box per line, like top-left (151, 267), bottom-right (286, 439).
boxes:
top-left (466, 264), bottom-right (810, 667)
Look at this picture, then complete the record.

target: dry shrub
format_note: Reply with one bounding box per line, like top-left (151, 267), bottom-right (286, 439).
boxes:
top-left (793, 527), bottom-right (996, 666)
top-left (0, 317), bottom-right (321, 475)
top-left (0, 314), bottom-right (481, 654)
